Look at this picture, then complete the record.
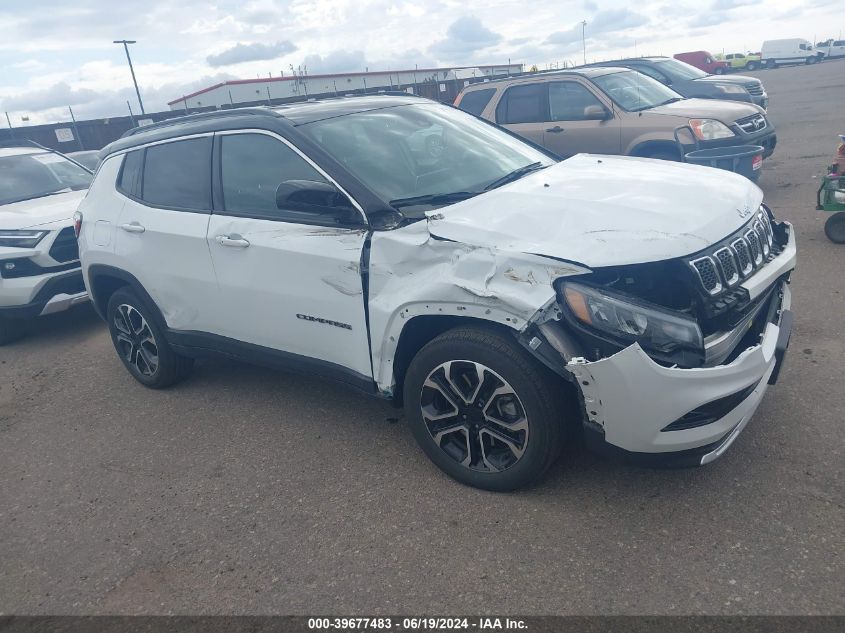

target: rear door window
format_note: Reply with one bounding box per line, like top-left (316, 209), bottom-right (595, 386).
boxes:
top-left (548, 82), bottom-right (605, 121)
top-left (496, 84), bottom-right (546, 124)
top-left (141, 137), bottom-right (212, 211)
top-left (457, 88), bottom-right (496, 116)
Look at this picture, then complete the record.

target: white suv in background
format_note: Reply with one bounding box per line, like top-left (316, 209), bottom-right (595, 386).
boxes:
top-left (0, 142), bottom-right (92, 344)
top-left (77, 97), bottom-right (796, 490)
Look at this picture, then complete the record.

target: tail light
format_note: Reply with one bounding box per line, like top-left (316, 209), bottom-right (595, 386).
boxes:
top-left (73, 211), bottom-right (83, 238)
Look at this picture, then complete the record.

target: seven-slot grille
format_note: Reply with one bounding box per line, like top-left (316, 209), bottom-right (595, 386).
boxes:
top-left (736, 114), bottom-right (767, 133)
top-left (48, 227), bottom-right (80, 263)
top-left (744, 82), bottom-right (764, 96)
top-left (689, 209), bottom-right (775, 296)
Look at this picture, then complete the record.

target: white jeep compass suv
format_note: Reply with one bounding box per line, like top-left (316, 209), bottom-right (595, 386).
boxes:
top-left (0, 142), bottom-right (92, 344)
top-left (76, 97), bottom-right (796, 490)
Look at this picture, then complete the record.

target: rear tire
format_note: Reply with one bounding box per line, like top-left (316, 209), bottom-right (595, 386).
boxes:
top-left (0, 316), bottom-right (26, 346)
top-left (403, 327), bottom-right (567, 491)
top-left (106, 287), bottom-right (193, 388)
top-left (745, 61), bottom-right (758, 70)
top-left (824, 212), bottom-right (845, 244)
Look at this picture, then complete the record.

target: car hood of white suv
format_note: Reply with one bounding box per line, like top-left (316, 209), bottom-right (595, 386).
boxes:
top-left (0, 189), bottom-right (87, 230)
top-left (425, 154), bottom-right (763, 268)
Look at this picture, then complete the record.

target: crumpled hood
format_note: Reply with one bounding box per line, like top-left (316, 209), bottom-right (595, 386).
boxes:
top-left (425, 154), bottom-right (763, 268)
top-left (649, 97), bottom-right (763, 120)
top-left (0, 190), bottom-right (86, 230)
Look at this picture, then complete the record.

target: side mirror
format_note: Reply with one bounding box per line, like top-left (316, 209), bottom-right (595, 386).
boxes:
top-left (583, 105), bottom-right (610, 121)
top-left (275, 180), bottom-right (355, 216)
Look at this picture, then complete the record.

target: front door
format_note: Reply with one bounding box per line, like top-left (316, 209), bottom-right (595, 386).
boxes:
top-left (204, 131), bottom-right (373, 380)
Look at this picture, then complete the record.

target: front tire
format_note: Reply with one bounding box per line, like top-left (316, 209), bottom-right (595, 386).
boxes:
top-left (0, 316), bottom-right (26, 346)
top-left (806, 56), bottom-right (817, 65)
top-left (403, 327), bottom-right (567, 491)
top-left (714, 67), bottom-right (725, 75)
top-left (766, 59), bottom-right (777, 69)
top-left (825, 212), bottom-right (845, 244)
top-left (106, 287), bottom-right (193, 388)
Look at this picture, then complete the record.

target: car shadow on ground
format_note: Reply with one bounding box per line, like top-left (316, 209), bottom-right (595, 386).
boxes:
top-left (22, 303), bottom-right (104, 344)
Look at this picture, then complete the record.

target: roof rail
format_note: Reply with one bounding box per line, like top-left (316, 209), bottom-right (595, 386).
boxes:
top-left (0, 138), bottom-right (51, 151)
top-left (121, 107), bottom-right (279, 138)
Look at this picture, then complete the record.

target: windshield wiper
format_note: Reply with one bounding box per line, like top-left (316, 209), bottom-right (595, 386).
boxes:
top-left (657, 97), bottom-right (684, 106)
top-left (483, 162), bottom-right (547, 191)
top-left (389, 191), bottom-right (480, 209)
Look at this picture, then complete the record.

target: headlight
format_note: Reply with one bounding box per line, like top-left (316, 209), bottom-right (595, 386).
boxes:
top-left (715, 84), bottom-right (747, 95)
top-left (0, 230), bottom-right (49, 248)
top-left (689, 118), bottom-right (735, 140)
top-left (560, 282), bottom-right (703, 353)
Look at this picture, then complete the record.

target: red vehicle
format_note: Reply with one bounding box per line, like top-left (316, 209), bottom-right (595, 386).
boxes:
top-left (674, 51), bottom-right (729, 75)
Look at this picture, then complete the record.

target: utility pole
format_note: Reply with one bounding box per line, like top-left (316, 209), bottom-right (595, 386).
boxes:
top-left (4, 112), bottom-right (14, 138)
top-left (581, 21), bottom-right (587, 65)
top-left (126, 101), bottom-right (137, 127)
top-left (113, 40), bottom-right (145, 114)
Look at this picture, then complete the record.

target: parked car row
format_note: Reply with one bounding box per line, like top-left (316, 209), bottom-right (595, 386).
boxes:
top-left (455, 66), bottom-right (775, 161)
top-left (681, 38), bottom-right (837, 76)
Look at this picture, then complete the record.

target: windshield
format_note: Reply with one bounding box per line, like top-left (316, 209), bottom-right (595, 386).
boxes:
top-left (0, 151), bottom-right (92, 205)
top-left (298, 102), bottom-right (555, 213)
top-left (592, 70), bottom-right (683, 112)
top-left (653, 58), bottom-right (708, 80)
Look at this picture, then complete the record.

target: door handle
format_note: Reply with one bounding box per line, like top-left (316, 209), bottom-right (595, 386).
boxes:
top-left (546, 126), bottom-right (565, 133)
top-left (119, 222), bottom-right (145, 233)
top-left (216, 234), bottom-right (250, 248)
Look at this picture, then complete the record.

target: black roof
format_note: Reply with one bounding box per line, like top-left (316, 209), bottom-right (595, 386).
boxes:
top-left (101, 95), bottom-right (429, 158)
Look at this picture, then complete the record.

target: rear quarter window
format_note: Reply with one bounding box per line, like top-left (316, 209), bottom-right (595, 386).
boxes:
top-left (116, 150), bottom-right (143, 197)
top-left (457, 88), bottom-right (496, 116)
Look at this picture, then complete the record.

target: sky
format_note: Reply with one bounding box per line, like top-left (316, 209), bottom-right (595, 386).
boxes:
top-left (0, 0), bottom-right (841, 125)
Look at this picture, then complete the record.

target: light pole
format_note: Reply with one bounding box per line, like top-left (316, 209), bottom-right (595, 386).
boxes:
top-left (113, 40), bottom-right (145, 114)
top-left (581, 21), bottom-right (587, 65)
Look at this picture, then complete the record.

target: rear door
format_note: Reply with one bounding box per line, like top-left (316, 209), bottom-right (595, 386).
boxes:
top-left (114, 137), bottom-right (219, 333)
top-left (204, 130), bottom-right (373, 379)
top-left (543, 81), bottom-right (620, 157)
top-left (494, 83), bottom-right (547, 147)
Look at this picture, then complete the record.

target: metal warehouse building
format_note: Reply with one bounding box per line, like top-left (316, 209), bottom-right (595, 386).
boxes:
top-left (167, 64), bottom-right (523, 110)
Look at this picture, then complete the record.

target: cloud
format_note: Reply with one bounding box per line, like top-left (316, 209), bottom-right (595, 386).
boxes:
top-left (428, 16), bottom-right (503, 60)
top-left (0, 82), bottom-right (99, 112)
top-left (583, 0), bottom-right (599, 10)
top-left (301, 50), bottom-right (367, 74)
top-left (206, 40), bottom-right (297, 66)
top-left (711, 0), bottom-right (757, 9)
top-left (545, 28), bottom-right (584, 47)
top-left (589, 9), bottom-right (649, 33)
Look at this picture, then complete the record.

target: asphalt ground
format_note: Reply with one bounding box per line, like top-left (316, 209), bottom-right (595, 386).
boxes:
top-left (0, 61), bottom-right (842, 616)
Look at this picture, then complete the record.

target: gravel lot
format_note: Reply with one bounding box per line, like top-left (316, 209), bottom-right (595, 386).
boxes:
top-left (1, 61), bottom-right (842, 616)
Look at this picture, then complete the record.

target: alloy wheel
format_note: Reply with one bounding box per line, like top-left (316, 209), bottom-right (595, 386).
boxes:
top-left (420, 360), bottom-right (529, 472)
top-left (113, 304), bottom-right (159, 377)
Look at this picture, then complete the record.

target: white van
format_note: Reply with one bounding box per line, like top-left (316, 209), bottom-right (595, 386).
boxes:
top-left (761, 39), bottom-right (825, 68)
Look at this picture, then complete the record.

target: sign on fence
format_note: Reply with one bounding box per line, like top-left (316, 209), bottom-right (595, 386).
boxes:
top-left (54, 128), bottom-right (74, 143)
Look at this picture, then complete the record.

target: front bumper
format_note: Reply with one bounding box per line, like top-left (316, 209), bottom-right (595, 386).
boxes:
top-left (696, 130), bottom-right (777, 159)
top-left (568, 282), bottom-right (791, 465)
top-left (564, 222), bottom-right (796, 466)
top-left (0, 269), bottom-right (88, 319)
